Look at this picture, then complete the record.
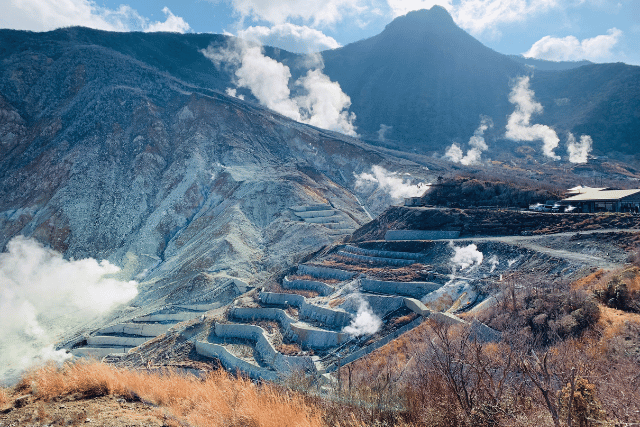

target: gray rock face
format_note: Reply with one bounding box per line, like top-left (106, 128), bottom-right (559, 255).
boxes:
top-left (0, 31), bottom-right (429, 308)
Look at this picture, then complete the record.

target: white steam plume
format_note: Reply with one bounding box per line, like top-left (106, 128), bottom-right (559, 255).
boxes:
top-left (201, 40), bottom-right (357, 136)
top-left (354, 165), bottom-right (428, 202)
top-left (488, 255), bottom-right (499, 273)
top-left (343, 297), bottom-right (382, 337)
top-left (445, 116), bottom-right (493, 165)
top-left (505, 76), bottom-right (560, 160)
top-left (378, 124), bottom-right (392, 141)
top-left (450, 243), bottom-right (483, 271)
top-left (566, 132), bottom-right (592, 164)
top-left (0, 236), bottom-right (138, 385)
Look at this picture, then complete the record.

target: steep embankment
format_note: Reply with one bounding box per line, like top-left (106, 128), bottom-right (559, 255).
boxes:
top-left (351, 207), bottom-right (640, 242)
top-left (0, 30), bottom-right (430, 304)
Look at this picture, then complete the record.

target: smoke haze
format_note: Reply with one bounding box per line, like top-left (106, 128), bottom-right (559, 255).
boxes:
top-left (505, 76), bottom-right (560, 160)
top-left (0, 236), bottom-right (138, 385)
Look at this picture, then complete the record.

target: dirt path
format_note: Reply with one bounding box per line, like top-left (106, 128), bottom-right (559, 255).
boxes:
top-left (446, 228), bottom-right (639, 270)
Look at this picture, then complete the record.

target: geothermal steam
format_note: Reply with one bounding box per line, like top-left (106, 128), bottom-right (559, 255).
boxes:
top-left (566, 132), bottom-right (592, 164)
top-left (505, 76), bottom-right (560, 160)
top-left (354, 165), bottom-right (428, 203)
top-left (202, 40), bottom-right (356, 136)
top-left (506, 76), bottom-right (593, 163)
top-left (0, 236), bottom-right (138, 385)
top-left (445, 116), bottom-right (493, 165)
top-left (450, 243), bottom-right (483, 271)
top-left (343, 296), bottom-right (382, 337)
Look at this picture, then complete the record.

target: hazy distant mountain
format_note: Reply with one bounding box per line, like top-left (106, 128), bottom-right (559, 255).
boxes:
top-left (321, 7), bottom-right (640, 157)
top-left (507, 55), bottom-right (592, 71)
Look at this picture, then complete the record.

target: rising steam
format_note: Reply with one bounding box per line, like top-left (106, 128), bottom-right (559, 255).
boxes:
top-left (450, 243), bottom-right (483, 271)
top-left (505, 76), bottom-right (560, 160)
top-left (445, 116), bottom-right (493, 165)
top-left (201, 40), bottom-right (356, 136)
top-left (0, 236), bottom-right (138, 385)
top-left (343, 296), bottom-right (382, 337)
top-left (566, 132), bottom-right (592, 164)
top-left (354, 165), bottom-right (428, 202)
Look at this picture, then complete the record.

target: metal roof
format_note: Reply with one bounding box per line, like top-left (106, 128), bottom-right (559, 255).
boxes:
top-left (563, 189), bottom-right (640, 202)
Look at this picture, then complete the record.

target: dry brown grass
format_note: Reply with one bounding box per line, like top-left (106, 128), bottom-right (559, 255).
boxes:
top-left (277, 343), bottom-right (302, 355)
top-left (16, 361), bottom-right (323, 427)
top-left (267, 283), bottom-right (319, 299)
top-left (328, 297), bottom-right (345, 308)
top-left (0, 387), bottom-right (9, 407)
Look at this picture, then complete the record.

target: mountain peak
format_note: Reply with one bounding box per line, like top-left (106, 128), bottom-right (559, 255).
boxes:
top-left (385, 6), bottom-right (457, 33)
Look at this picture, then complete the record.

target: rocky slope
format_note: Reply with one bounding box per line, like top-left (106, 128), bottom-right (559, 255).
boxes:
top-left (0, 33), bottom-right (431, 308)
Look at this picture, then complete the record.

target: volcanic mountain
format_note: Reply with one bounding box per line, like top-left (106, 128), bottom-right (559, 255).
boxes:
top-left (320, 7), bottom-right (640, 156)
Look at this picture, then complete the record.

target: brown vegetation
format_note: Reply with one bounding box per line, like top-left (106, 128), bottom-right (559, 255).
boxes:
top-left (3, 361), bottom-right (322, 427)
top-left (422, 176), bottom-right (562, 209)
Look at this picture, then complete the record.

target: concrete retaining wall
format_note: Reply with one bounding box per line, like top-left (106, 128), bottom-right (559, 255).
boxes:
top-left (325, 222), bottom-right (354, 230)
top-left (97, 322), bottom-right (173, 337)
top-left (133, 313), bottom-right (196, 322)
top-left (361, 279), bottom-right (442, 298)
top-left (385, 230), bottom-right (461, 241)
top-left (259, 292), bottom-right (305, 308)
top-left (336, 251), bottom-right (416, 266)
top-left (195, 341), bottom-right (279, 382)
top-left (297, 265), bottom-right (356, 281)
top-left (302, 215), bottom-right (341, 224)
top-left (283, 277), bottom-right (335, 296)
top-left (343, 245), bottom-right (421, 260)
top-left (230, 307), bottom-right (349, 349)
top-left (71, 347), bottom-right (132, 359)
top-left (293, 209), bottom-right (336, 218)
top-left (86, 335), bottom-right (149, 347)
top-left (299, 303), bottom-right (352, 329)
top-left (361, 294), bottom-right (406, 318)
top-left (213, 323), bottom-right (315, 373)
top-left (291, 204), bottom-right (332, 212)
top-left (259, 292), bottom-right (352, 329)
top-left (290, 324), bottom-right (350, 349)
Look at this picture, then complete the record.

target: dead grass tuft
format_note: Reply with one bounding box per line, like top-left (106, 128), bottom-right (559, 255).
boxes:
top-left (0, 387), bottom-right (9, 407)
top-left (18, 360), bottom-right (323, 427)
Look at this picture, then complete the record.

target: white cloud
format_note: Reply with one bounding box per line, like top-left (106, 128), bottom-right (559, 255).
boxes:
top-left (5, 0), bottom-right (190, 33)
top-left (238, 24), bottom-right (341, 53)
top-left (566, 132), bottom-right (592, 163)
top-left (144, 7), bottom-right (191, 33)
top-left (202, 40), bottom-right (357, 135)
top-left (523, 28), bottom-right (622, 62)
top-left (228, 0), bottom-right (367, 26)
top-left (453, 0), bottom-right (559, 36)
top-left (0, 236), bottom-right (138, 385)
top-left (355, 165), bottom-right (428, 201)
top-left (385, 0), bottom-right (560, 37)
top-left (505, 76), bottom-right (560, 160)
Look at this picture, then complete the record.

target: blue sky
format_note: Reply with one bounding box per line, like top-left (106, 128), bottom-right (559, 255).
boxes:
top-left (1, 0), bottom-right (639, 65)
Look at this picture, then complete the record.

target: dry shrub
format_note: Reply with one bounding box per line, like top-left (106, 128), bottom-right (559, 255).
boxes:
top-left (277, 343), bottom-right (302, 355)
top-left (328, 298), bottom-right (345, 308)
top-left (0, 387), bottom-right (9, 407)
top-left (268, 283), bottom-right (319, 299)
top-left (19, 361), bottom-right (323, 427)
